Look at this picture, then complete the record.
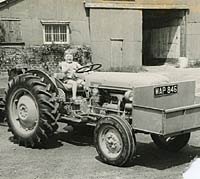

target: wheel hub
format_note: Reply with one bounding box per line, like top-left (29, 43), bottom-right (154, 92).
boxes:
top-left (18, 104), bottom-right (28, 120)
top-left (105, 131), bottom-right (121, 153)
top-left (17, 95), bottom-right (39, 130)
top-left (99, 127), bottom-right (123, 159)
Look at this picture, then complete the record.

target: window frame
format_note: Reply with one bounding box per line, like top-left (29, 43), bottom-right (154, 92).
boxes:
top-left (41, 20), bottom-right (70, 45)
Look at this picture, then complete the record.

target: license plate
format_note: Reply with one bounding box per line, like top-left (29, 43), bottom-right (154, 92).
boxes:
top-left (154, 84), bottom-right (178, 97)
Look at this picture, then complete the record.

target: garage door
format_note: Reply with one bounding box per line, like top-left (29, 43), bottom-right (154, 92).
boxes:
top-left (150, 26), bottom-right (180, 59)
top-left (143, 10), bottom-right (185, 65)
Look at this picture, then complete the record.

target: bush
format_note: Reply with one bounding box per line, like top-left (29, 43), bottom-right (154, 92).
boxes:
top-left (0, 44), bottom-right (92, 74)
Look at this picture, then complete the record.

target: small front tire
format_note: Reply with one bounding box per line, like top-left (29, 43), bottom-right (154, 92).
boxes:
top-left (94, 114), bottom-right (136, 166)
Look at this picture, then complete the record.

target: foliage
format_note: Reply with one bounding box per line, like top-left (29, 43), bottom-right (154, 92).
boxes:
top-left (37, 43), bottom-right (70, 56)
top-left (73, 45), bottom-right (92, 65)
top-left (0, 47), bottom-right (28, 71)
top-left (0, 44), bottom-right (92, 74)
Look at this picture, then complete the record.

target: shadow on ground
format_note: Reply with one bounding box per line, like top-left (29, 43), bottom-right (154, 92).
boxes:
top-left (8, 125), bottom-right (94, 149)
top-left (53, 125), bottom-right (94, 147)
top-left (131, 142), bottom-right (200, 170)
top-left (5, 124), bottom-right (200, 170)
top-left (39, 130), bottom-right (200, 170)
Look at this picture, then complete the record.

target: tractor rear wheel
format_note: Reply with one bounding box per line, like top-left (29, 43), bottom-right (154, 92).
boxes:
top-left (151, 133), bottom-right (190, 152)
top-left (94, 114), bottom-right (136, 166)
top-left (6, 73), bottom-right (59, 147)
top-left (0, 98), bottom-right (5, 122)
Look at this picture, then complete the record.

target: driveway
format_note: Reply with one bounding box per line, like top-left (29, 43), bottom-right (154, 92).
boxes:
top-left (1, 123), bottom-right (200, 179)
top-left (1, 66), bottom-right (200, 179)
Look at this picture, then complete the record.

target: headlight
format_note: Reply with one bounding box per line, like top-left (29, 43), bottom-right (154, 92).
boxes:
top-left (124, 90), bottom-right (134, 102)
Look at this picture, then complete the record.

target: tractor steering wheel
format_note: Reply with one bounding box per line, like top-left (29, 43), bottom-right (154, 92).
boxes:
top-left (76, 63), bottom-right (102, 73)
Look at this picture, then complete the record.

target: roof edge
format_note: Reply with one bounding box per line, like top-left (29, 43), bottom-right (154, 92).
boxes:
top-left (84, 2), bottom-right (189, 10)
top-left (0, 0), bottom-right (20, 9)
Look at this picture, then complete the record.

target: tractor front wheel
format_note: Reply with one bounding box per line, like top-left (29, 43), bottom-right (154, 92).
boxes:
top-left (94, 114), bottom-right (136, 166)
top-left (6, 73), bottom-right (59, 147)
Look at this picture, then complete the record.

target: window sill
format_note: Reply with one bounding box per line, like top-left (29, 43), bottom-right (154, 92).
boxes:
top-left (43, 42), bottom-right (69, 45)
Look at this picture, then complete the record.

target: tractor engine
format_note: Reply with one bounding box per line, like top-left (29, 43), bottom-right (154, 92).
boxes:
top-left (90, 88), bottom-right (133, 114)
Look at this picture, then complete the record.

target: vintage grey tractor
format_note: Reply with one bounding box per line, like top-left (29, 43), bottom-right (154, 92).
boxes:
top-left (5, 64), bottom-right (200, 166)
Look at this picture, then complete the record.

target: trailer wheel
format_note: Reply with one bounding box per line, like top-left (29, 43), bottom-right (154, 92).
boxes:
top-left (6, 73), bottom-right (59, 147)
top-left (94, 114), bottom-right (136, 166)
top-left (151, 133), bottom-right (190, 152)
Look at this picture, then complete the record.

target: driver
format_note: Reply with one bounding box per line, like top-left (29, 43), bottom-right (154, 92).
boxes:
top-left (59, 50), bottom-right (85, 101)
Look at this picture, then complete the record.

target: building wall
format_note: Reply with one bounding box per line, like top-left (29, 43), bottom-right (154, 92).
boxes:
top-left (90, 8), bottom-right (142, 69)
top-left (134, 0), bottom-right (187, 5)
top-left (1, 0), bottom-right (200, 66)
top-left (89, 0), bottom-right (200, 64)
top-left (0, 0), bottom-right (143, 69)
top-left (186, 1), bottom-right (200, 63)
top-left (0, 0), bottom-right (90, 46)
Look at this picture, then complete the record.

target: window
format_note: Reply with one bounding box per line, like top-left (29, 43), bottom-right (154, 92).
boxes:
top-left (41, 20), bottom-right (70, 44)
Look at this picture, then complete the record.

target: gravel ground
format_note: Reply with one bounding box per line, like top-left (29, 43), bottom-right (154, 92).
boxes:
top-left (1, 66), bottom-right (200, 179)
top-left (0, 123), bottom-right (200, 179)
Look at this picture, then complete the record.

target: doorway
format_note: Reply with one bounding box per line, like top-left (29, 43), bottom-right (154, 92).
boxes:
top-left (142, 10), bottom-right (186, 66)
top-left (110, 39), bottom-right (123, 69)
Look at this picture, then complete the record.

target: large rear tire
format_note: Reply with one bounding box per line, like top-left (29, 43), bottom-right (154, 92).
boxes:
top-left (0, 98), bottom-right (5, 123)
top-left (6, 73), bottom-right (59, 147)
top-left (151, 133), bottom-right (190, 152)
top-left (94, 114), bottom-right (136, 166)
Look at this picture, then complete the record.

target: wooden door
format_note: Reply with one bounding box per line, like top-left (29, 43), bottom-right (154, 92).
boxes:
top-left (111, 39), bottom-right (123, 69)
top-left (150, 26), bottom-right (180, 59)
top-left (0, 20), bottom-right (22, 43)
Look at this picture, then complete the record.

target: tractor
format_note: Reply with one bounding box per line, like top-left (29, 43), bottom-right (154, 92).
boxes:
top-left (5, 63), bottom-right (200, 166)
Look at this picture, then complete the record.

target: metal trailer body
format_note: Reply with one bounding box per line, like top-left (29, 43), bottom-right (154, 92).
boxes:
top-left (131, 80), bottom-right (200, 136)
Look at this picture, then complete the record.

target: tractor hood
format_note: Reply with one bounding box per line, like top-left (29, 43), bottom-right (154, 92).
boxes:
top-left (84, 72), bottom-right (169, 89)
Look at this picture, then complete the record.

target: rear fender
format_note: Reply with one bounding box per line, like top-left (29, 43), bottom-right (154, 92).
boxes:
top-left (27, 69), bottom-right (59, 95)
top-left (8, 67), bottom-right (27, 81)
